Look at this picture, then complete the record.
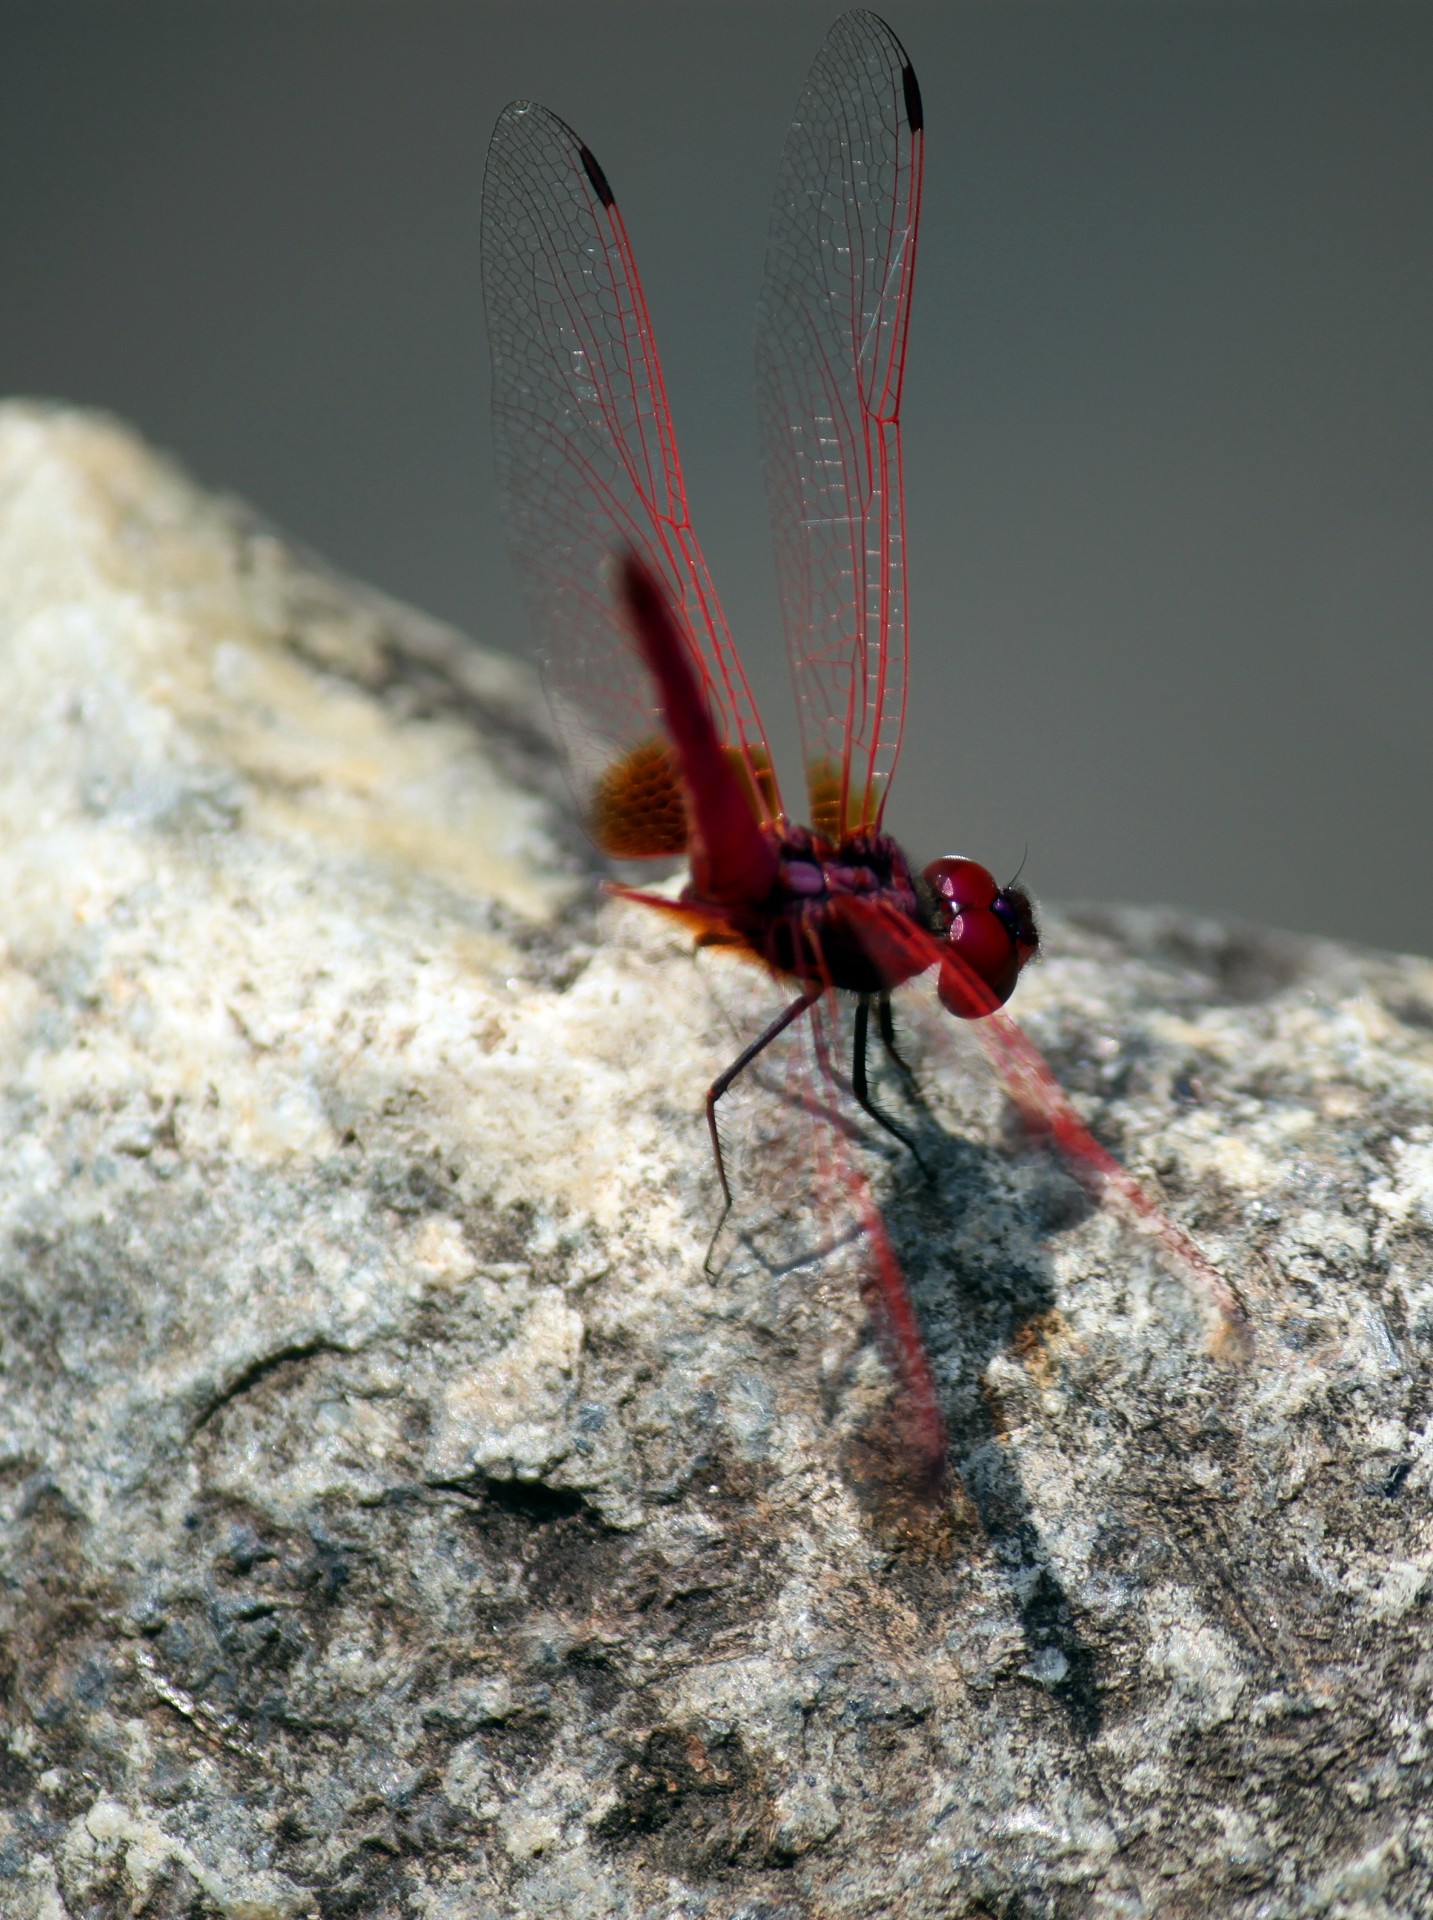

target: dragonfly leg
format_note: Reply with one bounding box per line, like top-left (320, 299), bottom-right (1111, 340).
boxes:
top-left (853, 997), bottom-right (930, 1180)
top-left (876, 992), bottom-right (922, 1091)
top-left (704, 983), bottom-right (824, 1271)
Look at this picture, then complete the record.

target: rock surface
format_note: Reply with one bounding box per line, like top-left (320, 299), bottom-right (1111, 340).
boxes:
top-left (2, 404), bottom-right (1432, 1919)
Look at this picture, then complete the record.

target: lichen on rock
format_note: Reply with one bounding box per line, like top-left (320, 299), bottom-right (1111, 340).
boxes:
top-left (2, 404), bottom-right (1432, 1918)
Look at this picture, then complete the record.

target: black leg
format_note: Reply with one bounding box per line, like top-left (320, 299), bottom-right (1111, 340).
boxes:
top-left (704, 983), bottom-right (824, 1270)
top-left (852, 996), bottom-right (929, 1178)
top-left (877, 993), bottom-right (921, 1090)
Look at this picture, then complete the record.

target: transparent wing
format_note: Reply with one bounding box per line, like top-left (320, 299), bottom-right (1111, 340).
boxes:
top-left (838, 898), bottom-right (1252, 1349)
top-left (483, 101), bottom-right (780, 855)
top-left (757, 10), bottom-right (923, 837)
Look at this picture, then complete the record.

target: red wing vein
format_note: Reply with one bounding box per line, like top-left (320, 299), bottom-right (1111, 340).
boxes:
top-left (484, 100), bottom-right (777, 833)
top-left (757, 12), bottom-right (921, 830)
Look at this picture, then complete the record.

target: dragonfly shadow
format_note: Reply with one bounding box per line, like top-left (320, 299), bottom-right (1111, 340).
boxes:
top-left (882, 1116), bottom-right (1107, 1743)
top-left (709, 1025), bottom-right (1108, 1741)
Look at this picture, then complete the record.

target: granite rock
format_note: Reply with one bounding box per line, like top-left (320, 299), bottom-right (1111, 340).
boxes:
top-left (2, 404), bottom-right (1431, 1919)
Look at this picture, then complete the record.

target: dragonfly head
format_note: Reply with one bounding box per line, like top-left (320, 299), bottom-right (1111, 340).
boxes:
top-left (921, 855), bottom-right (1039, 1011)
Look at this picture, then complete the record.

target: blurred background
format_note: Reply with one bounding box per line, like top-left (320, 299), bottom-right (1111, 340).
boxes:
top-left (2, 1), bottom-right (1430, 954)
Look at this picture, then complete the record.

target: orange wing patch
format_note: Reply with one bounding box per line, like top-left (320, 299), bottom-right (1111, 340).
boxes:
top-left (807, 757), bottom-right (885, 841)
top-left (589, 739), bottom-right (688, 857)
top-left (590, 739), bottom-right (779, 859)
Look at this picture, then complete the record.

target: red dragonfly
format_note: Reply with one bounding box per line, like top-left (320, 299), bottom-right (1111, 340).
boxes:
top-left (482, 11), bottom-right (1246, 1485)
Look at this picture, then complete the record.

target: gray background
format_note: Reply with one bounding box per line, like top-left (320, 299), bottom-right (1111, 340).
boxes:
top-left (2, 1), bottom-right (1429, 955)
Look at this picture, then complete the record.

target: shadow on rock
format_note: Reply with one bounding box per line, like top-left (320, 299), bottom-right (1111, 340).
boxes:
top-left (866, 1109), bottom-right (1108, 1742)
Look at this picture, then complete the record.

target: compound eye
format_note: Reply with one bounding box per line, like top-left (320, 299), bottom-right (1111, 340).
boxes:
top-left (945, 905), bottom-right (1019, 1002)
top-left (925, 859), bottom-right (1041, 1014)
top-left (922, 855), bottom-right (998, 915)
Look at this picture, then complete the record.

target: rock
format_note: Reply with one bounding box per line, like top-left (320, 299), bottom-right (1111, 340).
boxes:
top-left (1, 402), bottom-right (1431, 1918)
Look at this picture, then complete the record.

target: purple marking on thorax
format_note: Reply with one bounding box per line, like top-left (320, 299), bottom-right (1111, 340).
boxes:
top-left (825, 861), bottom-right (879, 895)
top-left (782, 861), bottom-right (826, 897)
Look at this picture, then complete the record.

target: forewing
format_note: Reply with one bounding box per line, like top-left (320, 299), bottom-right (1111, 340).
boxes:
top-left (483, 101), bottom-right (779, 855)
top-left (757, 10), bottom-right (923, 836)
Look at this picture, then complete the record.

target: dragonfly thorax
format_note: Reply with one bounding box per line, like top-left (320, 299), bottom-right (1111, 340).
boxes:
top-left (686, 822), bottom-right (926, 996)
top-left (775, 822), bottom-right (920, 906)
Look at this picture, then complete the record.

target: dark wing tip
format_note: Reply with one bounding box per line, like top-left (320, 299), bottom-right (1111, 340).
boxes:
top-left (833, 15), bottom-right (923, 133)
top-left (488, 100), bottom-right (614, 202)
top-left (901, 61), bottom-right (923, 134)
top-left (578, 142), bottom-right (616, 208)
